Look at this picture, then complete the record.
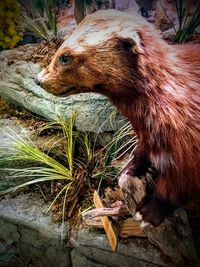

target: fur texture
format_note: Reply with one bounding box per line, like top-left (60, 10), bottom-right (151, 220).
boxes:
top-left (37, 10), bottom-right (200, 226)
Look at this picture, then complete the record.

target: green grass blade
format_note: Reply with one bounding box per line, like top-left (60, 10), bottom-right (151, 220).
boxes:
top-left (0, 177), bottom-right (60, 195)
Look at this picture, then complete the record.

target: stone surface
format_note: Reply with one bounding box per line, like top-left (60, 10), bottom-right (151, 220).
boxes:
top-left (70, 227), bottom-right (167, 267)
top-left (0, 48), bottom-right (125, 134)
top-left (0, 190), bottom-right (199, 267)
top-left (0, 192), bottom-right (168, 267)
top-left (144, 209), bottom-right (200, 267)
top-left (0, 193), bottom-right (71, 267)
top-left (71, 250), bottom-right (108, 267)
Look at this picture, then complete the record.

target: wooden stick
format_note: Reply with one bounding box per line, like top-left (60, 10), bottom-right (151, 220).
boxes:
top-left (93, 191), bottom-right (118, 252)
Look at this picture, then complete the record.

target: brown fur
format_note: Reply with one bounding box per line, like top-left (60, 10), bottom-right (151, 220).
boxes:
top-left (37, 10), bottom-right (200, 225)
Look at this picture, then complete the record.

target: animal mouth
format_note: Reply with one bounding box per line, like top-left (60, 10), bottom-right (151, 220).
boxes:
top-left (58, 86), bottom-right (89, 97)
top-left (59, 86), bottom-right (79, 96)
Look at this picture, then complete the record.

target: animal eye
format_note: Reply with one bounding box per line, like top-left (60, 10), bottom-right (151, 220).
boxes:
top-left (59, 54), bottom-right (71, 65)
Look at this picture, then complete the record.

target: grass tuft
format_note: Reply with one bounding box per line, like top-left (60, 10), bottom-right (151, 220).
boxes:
top-left (20, 0), bottom-right (58, 42)
top-left (175, 0), bottom-right (200, 43)
top-left (0, 113), bottom-right (137, 226)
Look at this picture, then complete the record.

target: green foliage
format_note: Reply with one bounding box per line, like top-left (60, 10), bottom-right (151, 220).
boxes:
top-left (175, 0), bottom-right (200, 43)
top-left (41, 113), bottom-right (78, 175)
top-left (0, 114), bottom-right (76, 195)
top-left (0, 112), bottom-right (104, 195)
top-left (93, 121), bottom-right (137, 191)
top-left (0, 0), bottom-right (23, 49)
top-left (20, 0), bottom-right (57, 42)
top-left (0, 112), bottom-right (137, 230)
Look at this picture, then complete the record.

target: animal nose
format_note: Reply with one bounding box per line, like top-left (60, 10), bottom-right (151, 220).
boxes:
top-left (35, 77), bottom-right (41, 86)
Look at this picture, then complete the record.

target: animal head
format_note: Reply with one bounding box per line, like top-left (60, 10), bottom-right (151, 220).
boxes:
top-left (36, 10), bottom-right (161, 98)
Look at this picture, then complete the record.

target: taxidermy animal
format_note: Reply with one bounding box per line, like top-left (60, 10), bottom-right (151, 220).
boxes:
top-left (36, 10), bottom-right (200, 226)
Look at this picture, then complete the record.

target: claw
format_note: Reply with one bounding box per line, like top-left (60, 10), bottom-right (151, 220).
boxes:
top-left (134, 211), bottom-right (143, 221)
top-left (140, 220), bottom-right (151, 229)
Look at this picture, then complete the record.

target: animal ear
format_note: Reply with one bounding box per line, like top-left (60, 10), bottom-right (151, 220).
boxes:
top-left (117, 30), bottom-right (144, 54)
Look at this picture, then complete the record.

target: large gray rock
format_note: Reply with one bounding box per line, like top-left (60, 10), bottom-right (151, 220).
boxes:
top-left (0, 193), bottom-right (71, 267)
top-left (0, 192), bottom-right (168, 267)
top-left (70, 227), bottom-right (167, 267)
top-left (0, 48), bottom-right (125, 133)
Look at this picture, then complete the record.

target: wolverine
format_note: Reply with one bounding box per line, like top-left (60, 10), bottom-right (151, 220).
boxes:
top-left (36, 10), bottom-right (200, 226)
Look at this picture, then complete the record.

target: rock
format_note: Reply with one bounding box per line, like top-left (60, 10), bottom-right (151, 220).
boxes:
top-left (0, 48), bottom-right (125, 134)
top-left (144, 209), bottom-right (200, 267)
top-left (70, 227), bottom-right (168, 267)
top-left (71, 249), bottom-right (109, 267)
top-left (0, 190), bottom-right (198, 267)
top-left (0, 191), bottom-right (167, 267)
top-left (0, 193), bottom-right (71, 267)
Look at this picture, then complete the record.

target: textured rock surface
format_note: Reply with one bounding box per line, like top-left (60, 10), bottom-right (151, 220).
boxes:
top-left (0, 193), bottom-right (70, 267)
top-left (0, 193), bottom-right (168, 267)
top-left (70, 227), bottom-right (167, 267)
top-left (144, 209), bottom-right (200, 267)
top-left (0, 190), bottom-right (198, 266)
top-left (0, 49), bottom-right (125, 133)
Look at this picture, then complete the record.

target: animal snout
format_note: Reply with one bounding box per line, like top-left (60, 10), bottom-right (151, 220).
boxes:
top-left (35, 69), bottom-right (48, 87)
top-left (35, 77), bottom-right (41, 86)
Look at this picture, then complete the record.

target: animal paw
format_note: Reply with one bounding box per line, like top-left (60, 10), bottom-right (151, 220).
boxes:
top-left (136, 194), bottom-right (176, 227)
